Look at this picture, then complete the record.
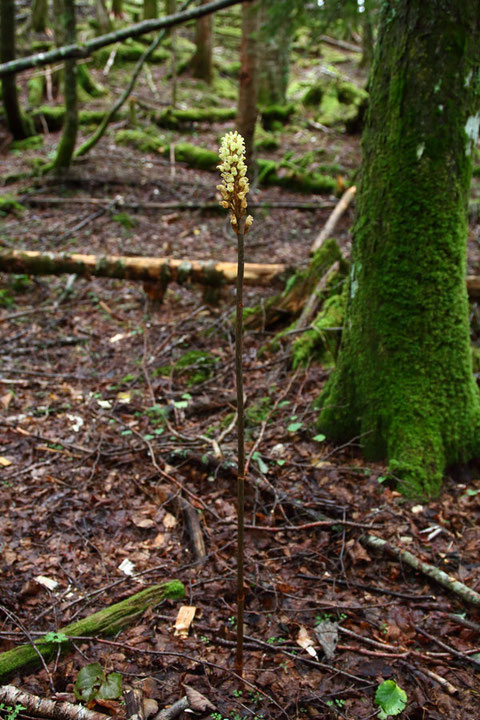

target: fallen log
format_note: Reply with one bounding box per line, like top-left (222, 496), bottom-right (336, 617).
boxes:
top-left (0, 581), bottom-right (184, 682)
top-left (0, 249), bottom-right (288, 291)
top-left (0, 686), bottom-right (108, 720)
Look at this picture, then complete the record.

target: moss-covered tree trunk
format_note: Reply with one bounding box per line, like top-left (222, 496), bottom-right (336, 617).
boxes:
top-left (96, 0), bottom-right (112, 32)
top-left (318, 0), bottom-right (480, 497)
top-left (359, 0), bottom-right (374, 68)
top-left (112, 0), bottom-right (123, 17)
top-left (32, 0), bottom-right (49, 32)
top-left (144, 0), bottom-right (158, 19)
top-left (191, 0), bottom-right (213, 83)
top-left (53, 0), bottom-right (78, 172)
top-left (236, 0), bottom-right (259, 172)
top-left (1, 0), bottom-right (29, 139)
top-left (257, 2), bottom-right (290, 106)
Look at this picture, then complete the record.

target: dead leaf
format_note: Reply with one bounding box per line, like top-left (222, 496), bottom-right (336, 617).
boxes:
top-left (173, 606), bottom-right (196, 638)
top-left (163, 512), bottom-right (177, 529)
top-left (346, 538), bottom-right (371, 564)
top-left (132, 516), bottom-right (156, 529)
top-left (151, 532), bottom-right (166, 547)
top-left (183, 685), bottom-right (215, 712)
top-left (1, 392), bottom-right (13, 409)
top-left (314, 620), bottom-right (338, 660)
top-left (297, 625), bottom-right (318, 658)
top-left (0, 456), bottom-right (12, 467)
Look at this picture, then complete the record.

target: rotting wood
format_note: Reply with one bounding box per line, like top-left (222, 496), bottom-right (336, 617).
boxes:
top-left (0, 686), bottom-right (108, 720)
top-left (0, 581), bottom-right (185, 682)
top-left (178, 496), bottom-right (206, 562)
top-left (363, 534), bottom-right (480, 607)
top-left (0, 249), bottom-right (288, 290)
top-left (309, 185), bottom-right (356, 254)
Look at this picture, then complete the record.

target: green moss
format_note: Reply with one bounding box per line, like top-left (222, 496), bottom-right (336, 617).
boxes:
top-left (76, 62), bottom-right (107, 98)
top-left (115, 127), bottom-right (166, 153)
top-left (11, 135), bottom-right (43, 151)
top-left (170, 143), bottom-right (219, 170)
top-left (254, 125), bottom-right (280, 151)
top-left (175, 350), bottom-right (218, 386)
top-left (93, 40), bottom-right (169, 66)
top-left (260, 103), bottom-right (296, 130)
top-left (33, 106), bottom-right (124, 132)
top-left (155, 106), bottom-right (236, 129)
top-left (291, 282), bottom-right (346, 369)
top-left (0, 194), bottom-right (24, 215)
top-left (212, 74), bottom-right (238, 101)
top-left (27, 76), bottom-right (45, 106)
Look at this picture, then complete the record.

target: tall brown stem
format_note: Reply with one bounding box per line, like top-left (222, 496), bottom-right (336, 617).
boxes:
top-left (234, 218), bottom-right (245, 677)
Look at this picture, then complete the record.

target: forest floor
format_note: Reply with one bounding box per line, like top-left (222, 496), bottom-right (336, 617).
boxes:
top-left (2, 16), bottom-right (480, 720)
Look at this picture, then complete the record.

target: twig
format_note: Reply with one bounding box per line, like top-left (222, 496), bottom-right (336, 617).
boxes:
top-left (245, 519), bottom-right (378, 531)
top-left (153, 696), bottom-right (188, 720)
top-left (310, 185), bottom-right (356, 254)
top-left (363, 534), bottom-right (480, 607)
top-left (415, 625), bottom-right (480, 671)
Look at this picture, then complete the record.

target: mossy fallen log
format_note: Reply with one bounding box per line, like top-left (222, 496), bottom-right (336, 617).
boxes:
top-left (0, 580), bottom-right (184, 682)
top-left (0, 249), bottom-right (288, 292)
top-left (153, 106), bottom-right (236, 128)
top-left (33, 106), bottom-right (124, 132)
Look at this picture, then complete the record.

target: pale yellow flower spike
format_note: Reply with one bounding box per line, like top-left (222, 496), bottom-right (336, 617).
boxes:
top-left (217, 131), bottom-right (253, 234)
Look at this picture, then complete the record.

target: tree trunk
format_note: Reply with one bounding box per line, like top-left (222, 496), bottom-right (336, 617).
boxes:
top-left (359, 0), bottom-right (374, 68)
top-left (144, 0), bottom-right (158, 19)
top-left (32, 0), bottom-right (49, 32)
top-left (236, 0), bottom-right (259, 172)
top-left (318, 0), bottom-right (480, 497)
top-left (112, 0), bottom-right (123, 17)
top-left (0, 0), bottom-right (28, 139)
top-left (96, 0), bottom-right (112, 33)
top-left (257, 1), bottom-right (290, 106)
top-left (191, 0), bottom-right (213, 83)
top-left (53, 0), bottom-right (78, 172)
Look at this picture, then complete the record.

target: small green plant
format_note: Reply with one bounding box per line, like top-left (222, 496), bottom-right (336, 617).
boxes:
top-left (232, 689), bottom-right (242, 698)
top-left (74, 662), bottom-right (123, 704)
top-left (44, 631), bottom-right (69, 644)
top-left (0, 703), bottom-right (26, 720)
top-left (287, 416), bottom-right (303, 433)
top-left (326, 698), bottom-right (346, 709)
top-left (113, 212), bottom-right (137, 230)
top-left (0, 289), bottom-right (15, 307)
top-left (375, 680), bottom-right (407, 719)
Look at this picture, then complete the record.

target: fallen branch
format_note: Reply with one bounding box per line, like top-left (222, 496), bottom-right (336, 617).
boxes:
top-left (0, 249), bottom-right (288, 291)
top-left (22, 196), bottom-right (333, 212)
top-left (0, 686), bottom-right (108, 720)
top-left (310, 185), bottom-right (356, 254)
top-left (363, 534), bottom-right (480, 607)
top-left (0, 0), bottom-right (243, 77)
top-left (0, 581), bottom-right (184, 682)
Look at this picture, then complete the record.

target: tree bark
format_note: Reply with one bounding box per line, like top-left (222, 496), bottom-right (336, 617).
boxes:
top-left (257, 1), bottom-right (290, 106)
top-left (53, 0), bottom-right (78, 171)
top-left (0, 581), bottom-right (184, 682)
top-left (32, 0), bottom-right (49, 32)
top-left (96, 0), bottom-right (113, 33)
top-left (359, 0), bottom-right (375, 68)
top-left (236, 0), bottom-right (259, 172)
top-left (0, 0), bottom-right (243, 77)
top-left (0, 0), bottom-right (28, 139)
top-left (144, 0), bottom-right (158, 19)
top-left (191, 0), bottom-right (213, 83)
top-left (112, 0), bottom-right (123, 17)
top-left (318, 0), bottom-right (480, 497)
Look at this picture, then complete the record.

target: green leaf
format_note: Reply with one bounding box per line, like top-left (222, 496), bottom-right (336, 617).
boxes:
top-left (466, 488), bottom-right (480, 496)
top-left (287, 422), bottom-right (303, 433)
top-left (375, 680), bottom-right (407, 718)
top-left (276, 459), bottom-right (286, 466)
top-left (313, 434), bottom-right (326, 442)
top-left (97, 672), bottom-right (123, 700)
top-left (377, 476), bottom-right (386, 484)
top-left (252, 451), bottom-right (269, 474)
top-left (74, 663), bottom-right (104, 703)
top-left (44, 631), bottom-right (69, 644)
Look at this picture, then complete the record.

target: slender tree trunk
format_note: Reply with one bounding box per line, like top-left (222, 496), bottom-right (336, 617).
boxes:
top-left (53, 0), bottom-right (78, 171)
top-left (359, 0), bottom-right (374, 68)
top-left (112, 0), bottom-right (123, 17)
top-left (96, 0), bottom-right (112, 33)
top-left (318, 0), bottom-right (480, 498)
top-left (236, 0), bottom-right (259, 172)
top-left (32, 0), bottom-right (49, 32)
top-left (191, 0), bottom-right (213, 83)
top-left (1, 0), bottom-right (28, 139)
top-left (257, 1), bottom-right (290, 106)
top-left (144, 0), bottom-right (158, 19)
